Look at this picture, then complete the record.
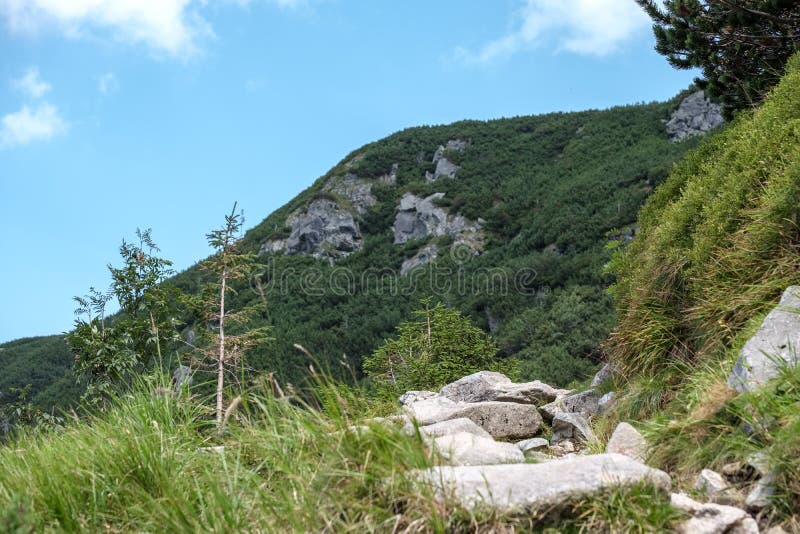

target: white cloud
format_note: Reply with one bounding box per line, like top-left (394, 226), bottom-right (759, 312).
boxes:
top-left (0, 0), bottom-right (213, 58)
top-left (0, 103), bottom-right (68, 148)
top-left (98, 72), bottom-right (119, 94)
top-left (459, 0), bottom-right (650, 63)
top-left (11, 66), bottom-right (51, 98)
top-left (0, 0), bottom-right (312, 58)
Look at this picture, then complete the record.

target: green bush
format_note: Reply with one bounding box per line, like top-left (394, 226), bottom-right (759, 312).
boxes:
top-left (363, 301), bottom-right (516, 397)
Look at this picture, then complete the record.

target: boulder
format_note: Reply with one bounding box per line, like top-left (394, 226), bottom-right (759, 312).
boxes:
top-left (439, 371), bottom-right (565, 405)
top-left (398, 390), bottom-right (437, 407)
top-left (415, 454), bottom-right (671, 512)
top-left (695, 469), bottom-right (730, 499)
top-left (605, 422), bottom-right (647, 463)
top-left (432, 432), bottom-right (525, 466)
top-left (453, 401), bottom-right (543, 440)
top-left (517, 437), bottom-right (550, 456)
top-left (665, 90), bottom-right (725, 141)
top-left (745, 473), bottom-right (774, 511)
top-left (419, 418), bottom-right (491, 440)
top-left (671, 493), bottom-right (758, 534)
top-left (728, 286), bottom-right (800, 392)
top-left (540, 389), bottom-right (601, 422)
top-left (404, 397), bottom-right (542, 440)
top-left (551, 412), bottom-right (595, 444)
top-left (404, 396), bottom-right (459, 425)
top-left (590, 363), bottom-right (614, 388)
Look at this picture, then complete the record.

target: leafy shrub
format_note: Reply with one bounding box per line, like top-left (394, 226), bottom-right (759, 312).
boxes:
top-left (363, 300), bottom-right (516, 397)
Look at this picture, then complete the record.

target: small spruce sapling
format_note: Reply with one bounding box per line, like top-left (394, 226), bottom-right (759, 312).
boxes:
top-left (192, 203), bottom-right (270, 430)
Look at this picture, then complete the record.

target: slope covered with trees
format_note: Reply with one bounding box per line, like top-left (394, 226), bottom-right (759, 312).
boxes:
top-left (1, 94), bottom-right (701, 410)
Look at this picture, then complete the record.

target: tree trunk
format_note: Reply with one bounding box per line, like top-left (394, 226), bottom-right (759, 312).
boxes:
top-left (216, 267), bottom-right (227, 430)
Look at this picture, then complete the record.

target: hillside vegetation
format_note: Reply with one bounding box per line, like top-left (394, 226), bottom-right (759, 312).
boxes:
top-left (1, 95), bottom-right (697, 411)
top-left (604, 54), bottom-right (800, 519)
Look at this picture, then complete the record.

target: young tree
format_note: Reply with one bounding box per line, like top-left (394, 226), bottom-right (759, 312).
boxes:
top-left (68, 229), bottom-right (182, 400)
top-left (194, 203), bottom-right (270, 429)
top-left (637, 0), bottom-right (800, 117)
top-left (363, 300), bottom-right (516, 398)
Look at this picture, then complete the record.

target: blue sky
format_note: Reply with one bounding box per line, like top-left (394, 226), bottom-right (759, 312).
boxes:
top-left (0, 0), bottom-right (696, 343)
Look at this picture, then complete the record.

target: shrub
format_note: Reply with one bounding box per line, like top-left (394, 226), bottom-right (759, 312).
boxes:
top-left (363, 300), bottom-right (516, 397)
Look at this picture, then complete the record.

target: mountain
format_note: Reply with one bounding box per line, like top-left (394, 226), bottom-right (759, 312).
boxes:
top-left (1, 90), bottom-right (721, 409)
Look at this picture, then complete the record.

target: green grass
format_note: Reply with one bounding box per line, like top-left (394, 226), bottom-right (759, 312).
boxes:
top-left (602, 53), bottom-right (800, 527)
top-left (0, 374), bottom-right (697, 533)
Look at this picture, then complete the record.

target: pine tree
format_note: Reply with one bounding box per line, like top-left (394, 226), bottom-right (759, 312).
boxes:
top-left (637, 0), bottom-right (800, 118)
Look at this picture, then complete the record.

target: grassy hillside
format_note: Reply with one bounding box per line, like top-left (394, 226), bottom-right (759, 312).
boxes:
top-left (2, 95), bottom-right (698, 411)
top-left (604, 54), bottom-right (800, 518)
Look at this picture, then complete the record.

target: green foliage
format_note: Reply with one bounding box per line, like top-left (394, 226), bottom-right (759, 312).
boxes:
top-left (0, 375), bottom-right (690, 532)
top-left (3, 93), bottom-right (696, 410)
top-left (363, 300), bottom-right (514, 397)
top-left (66, 229), bottom-right (183, 401)
top-left (608, 53), bottom-right (800, 380)
top-left (637, 0), bottom-right (800, 118)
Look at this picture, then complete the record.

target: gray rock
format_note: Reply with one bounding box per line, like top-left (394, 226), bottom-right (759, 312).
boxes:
top-left (324, 173), bottom-right (376, 214)
top-left (398, 390), bottom-right (437, 407)
top-left (426, 157), bottom-right (459, 182)
top-left (420, 417), bottom-right (491, 440)
top-left (695, 469), bottom-right (730, 498)
top-left (540, 389), bottom-right (601, 422)
top-left (392, 193), bottom-right (483, 250)
top-left (671, 493), bottom-right (758, 534)
top-left (517, 437), bottom-right (550, 456)
top-left (551, 412), bottom-right (595, 444)
top-left (400, 244), bottom-right (439, 275)
top-left (432, 432), bottom-right (525, 466)
top-left (666, 90), bottom-right (725, 141)
top-left (405, 397), bottom-right (542, 440)
top-left (173, 365), bottom-right (194, 391)
top-left (259, 198), bottom-right (362, 259)
top-left (415, 454), bottom-right (671, 512)
top-left (439, 371), bottom-right (566, 405)
top-left (404, 396), bottom-right (459, 425)
top-left (605, 422), bottom-right (647, 463)
top-left (729, 286), bottom-right (800, 392)
top-left (590, 363), bottom-right (614, 387)
top-left (745, 473), bottom-right (774, 511)
top-left (598, 391), bottom-right (616, 414)
top-left (378, 163), bottom-right (398, 185)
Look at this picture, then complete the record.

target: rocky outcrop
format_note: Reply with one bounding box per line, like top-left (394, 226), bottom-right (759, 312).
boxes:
top-left (425, 139), bottom-right (468, 182)
top-left (398, 390), bottom-right (437, 407)
top-left (439, 371), bottom-right (567, 405)
top-left (666, 90), bottom-right (725, 141)
top-left (259, 198), bottom-right (362, 259)
top-left (400, 244), bottom-right (439, 275)
top-left (378, 163), bottom-right (398, 185)
top-left (392, 192), bottom-right (483, 250)
top-left (728, 286), bottom-right (800, 392)
top-left (415, 454), bottom-right (671, 512)
top-left (323, 173), bottom-right (376, 214)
